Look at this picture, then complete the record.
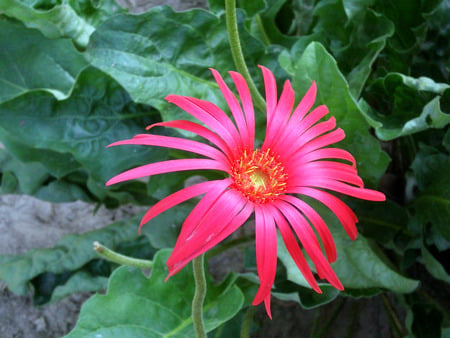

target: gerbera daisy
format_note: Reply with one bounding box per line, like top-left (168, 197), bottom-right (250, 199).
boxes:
top-left (106, 66), bottom-right (385, 318)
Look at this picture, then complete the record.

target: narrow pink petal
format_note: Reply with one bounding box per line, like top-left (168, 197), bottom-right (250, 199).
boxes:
top-left (263, 80), bottom-right (295, 150)
top-left (294, 178), bottom-right (385, 201)
top-left (264, 293), bottom-right (272, 320)
top-left (287, 148), bottom-right (356, 167)
top-left (106, 159), bottom-right (227, 186)
top-left (109, 134), bottom-right (228, 163)
top-left (279, 195), bottom-right (337, 263)
top-left (138, 179), bottom-right (230, 231)
top-left (284, 128), bottom-right (346, 163)
top-left (289, 187), bottom-right (358, 240)
top-left (275, 200), bottom-right (344, 290)
top-left (259, 65), bottom-right (277, 126)
top-left (229, 71), bottom-right (255, 150)
top-left (289, 81), bottom-right (317, 125)
top-left (252, 205), bottom-right (278, 306)
top-left (167, 190), bottom-right (253, 276)
top-left (276, 118), bottom-right (340, 161)
top-left (289, 170), bottom-right (363, 188)
top-left (166, 95), bottom-right (240, 150)
top-left (210, 69), bottom-right (250, 149)
top-left (273, 105), bottom-right (329, 153)
top-left (145, 120), bottom-right (234, 159)
top-left (269, 204), bottom-right (321, 292)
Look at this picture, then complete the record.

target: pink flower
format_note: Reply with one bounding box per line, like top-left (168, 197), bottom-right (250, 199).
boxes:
top-left (106, 66), bottom-right (385, 318)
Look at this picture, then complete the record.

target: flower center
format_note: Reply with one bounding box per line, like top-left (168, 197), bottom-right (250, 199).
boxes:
top-left (230, 149), bottom-right (288, 204)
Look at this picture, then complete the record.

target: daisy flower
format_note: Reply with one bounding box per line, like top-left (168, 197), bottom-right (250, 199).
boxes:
top-left (106, 66), bottom-right (385, 318)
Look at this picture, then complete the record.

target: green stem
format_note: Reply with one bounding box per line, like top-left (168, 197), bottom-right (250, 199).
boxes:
top-left (240, 306), bottom-right (256, 338)
top-left (255, 14), bottom-right (271, 46)
top-left (192, 254), bottom-right (207, 338)
top-left (380, 293), bottom-right (406, 337)
top-left (93, 241), bottom-right (153, 269)
top-left (225, 0), bottom-right (266, 113)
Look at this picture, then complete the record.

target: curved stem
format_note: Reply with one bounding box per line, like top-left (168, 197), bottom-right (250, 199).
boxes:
top-left (240, 306), bottom-right (256, 338)
top-left (93, 241), bottom-right (153, 269)
top-left (192, 254), bottom-right (207, 338)
top-left (225, 0), bottom-right (266, 113)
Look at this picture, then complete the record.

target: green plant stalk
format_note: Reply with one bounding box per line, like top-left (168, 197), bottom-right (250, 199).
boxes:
top-left (240, 306), bottom-right (256, 338)
top-left (225, 0), bottom-right (266, 113)
top-left (93, 241), bottom-right (153, 269)
top-left (192, 254), bottom-right (207, 338)
top-left (380, 293), bottom-right (406, 337)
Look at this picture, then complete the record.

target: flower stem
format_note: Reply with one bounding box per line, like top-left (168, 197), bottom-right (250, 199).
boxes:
top-left (192, 254), bottom-right (207, 338)
top-left (240, 306), bottom-right (256, 338)
top-left (225, 0), bottom-right (266, 113)
top-left (93, 241), bottom-right (153, 269)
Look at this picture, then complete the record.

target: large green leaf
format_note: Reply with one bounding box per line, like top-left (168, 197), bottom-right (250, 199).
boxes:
top-left (410, 146), bottom-right (450, 242)
top-left (0, 213), bottom-right (143, 295)
top-left (67, 249), bottom-right (244, 337)
top-left (0, 0), bottom-right (126, 47)
top-left (311, 0), bottom-right (394, 97)
top-left (0, 19), bottom-right (87, 103)
top-left (280, 41), bottom-right (390, 185)
top-left (363, 73), bottom-right (450, 140)
top-left (0, 66), bottom-right (167, 205)
top-left (85, 6), bottom-right (273, 124)
top-left (279, 202), bottom-right (419, 298)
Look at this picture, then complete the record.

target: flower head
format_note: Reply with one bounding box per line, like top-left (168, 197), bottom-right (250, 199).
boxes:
top-left (106, 66), bottom-right (385, 318)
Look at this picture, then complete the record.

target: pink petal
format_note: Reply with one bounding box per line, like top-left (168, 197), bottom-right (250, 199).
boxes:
top-left (274, 105), bottom-right (329, 153)
top-left (252, 205), bottom-right (278, 306)
top-left (289, 81), bottom-right (317, 125)
top-left (263, 80), bottom-right (295, 150)
top-left (264, 293), bottom-right (272, 320)
top-left (145, 120), bottom-right (234, 159)
top-left (289, 187), bottom-right (358, 240)
top-left (165, 95), bottom-right (241, 151)
top-left (275, 200), bottom-right (344, 290)
top-left (281, 118), bottom-right (338, 159)
top-left (167, 190), bottom-right (253, 276)
top-left (138, 179), bottom-right (231, 231)
top-left (259, 65), bottom-right (277, 126)
top-left (210, 69), bottom-right (250, 150)
top-left (289, 128), bottom-right (346, 161)
top-left (109, 134), bottom-right (229, 163)
top-left (229, 71), bottom-right (255, 150)
top-left (295, 178), bottom-right (385, 201)
top-left (279, 195), bottom-right (337, 263)
top-left (106, 159), bottom-right (227, 186)
top-left (289, 169), bottom-right (363, 188)
top-left (269, 204), bottom-right (321, 292)
top-left (288, 149), bottom-right (356, 168)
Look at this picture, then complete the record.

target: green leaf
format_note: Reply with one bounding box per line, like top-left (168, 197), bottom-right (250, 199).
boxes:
top-left (0, 213), bottom-right (143, 295)
top-left (363, 73), bottom-right (450, 140)
top-left (421, 244), bottom-right (450, 283)
top-left (0, 66), bottom-right (167, 205)
top-left (0, 148), bottom-right (49, 195)
top-left (410, 147), bottom-right (450, 242)
top-left (0, 19), bottom-right (87, 103)
top-left (67, 249), bottom-right (244, 337)
top-left (141, 201), bottom-right (197, 250)
top-left (0, 0), bottom-right (126, 47)
top-left (85, 6), bottom-right (270, 124)
top-left (277, 233), bottom-right (340, 308)
top-left (279, 200), bottom-right (419, 297)
top-left (348, 199), bottom-right (409, 244)
top-left (49, 271), bottom-right (108, 304)
top-left (311, 1), bottom-right (394, 97)
top-left (280, 41), bottom-right (390, 185)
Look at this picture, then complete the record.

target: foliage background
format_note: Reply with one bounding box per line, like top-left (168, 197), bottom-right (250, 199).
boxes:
top-left (0, 0), bottom-right (448, 336)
